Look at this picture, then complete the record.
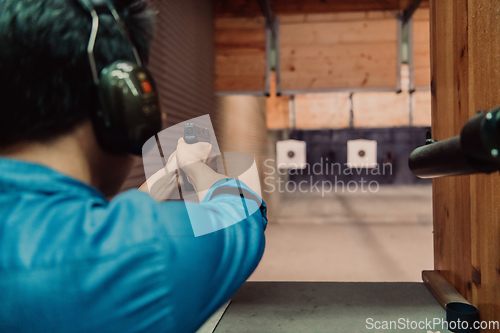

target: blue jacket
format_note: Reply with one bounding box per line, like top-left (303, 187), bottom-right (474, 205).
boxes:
top-left (0, 158), bottom-right (267, 332)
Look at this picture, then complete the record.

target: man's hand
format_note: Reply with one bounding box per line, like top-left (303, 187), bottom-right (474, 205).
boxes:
top-left (143, 138), bottom-right (227, 202)
top-left (174, 138), bottom-right (227, 201)
top-left (138, 151), bottom-right (183, 201)
top-left (175, 138), bottom-right (214, 169)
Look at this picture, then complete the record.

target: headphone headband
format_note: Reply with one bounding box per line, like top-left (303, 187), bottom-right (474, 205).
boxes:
top-left (76, 0), bottom-right (142, 84)
top-left (74, 0), bottom-right (162, 155)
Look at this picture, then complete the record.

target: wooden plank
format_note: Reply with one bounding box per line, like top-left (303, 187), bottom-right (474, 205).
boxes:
top-left (272, 0), bottom-right (407, 13)
top-left (280, 20), bottom-right (397, 44)
top-left (216, 0), bottom-right (429, 17)
top-left (412, 8), bottom-right (431, 88)
top-left (266, 97), bottom-right (290, 129)
top-left (215, 17), bottom-right (267, 92)
top-left (216, 53), bottom-right (266, 76)
top-left (215, 17), bottom-right (267, 29)
top-left (412, 90), bottom-right (431, 126)
top-left (430, 0), bottom-right (500, 326)
top-left (467, 0), bottom-right (500, 322)
top-left (216, 76), bottom-right (267, 92)
top-left (430, 0), bottom-right (472, 305)
top-left (266, 71), bottom-right (290, 129)
top-left (280, 13), bottom-right (399, 91)
top-left (278, 11), bottom-right (398, 24)
top-left (294, 93), bottom-right (350, 129)
top-left (281, 45), bottom-right (398, 90)
top-left (412, 6), bottom-right (429, 20)
top-left (452, 0), bottom-right (472, 303)
top-left (352, 91), bottom-right (409, 127)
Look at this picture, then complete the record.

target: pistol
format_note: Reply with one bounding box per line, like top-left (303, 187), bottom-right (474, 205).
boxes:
top-left (184, 123), bottom-right (211, 144)
top-left (180, 123), bottom-right (212, 192)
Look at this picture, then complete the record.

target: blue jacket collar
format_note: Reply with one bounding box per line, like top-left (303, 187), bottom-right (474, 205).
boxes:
top-left (0, 158), bottom-right (106, 199)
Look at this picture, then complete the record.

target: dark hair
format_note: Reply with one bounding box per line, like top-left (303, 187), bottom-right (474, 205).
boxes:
top-left (0, 0), bottom-right (155, 148)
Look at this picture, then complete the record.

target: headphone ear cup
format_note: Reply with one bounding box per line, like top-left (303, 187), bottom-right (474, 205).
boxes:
top-left (92, 60), bottom-right (162, 155)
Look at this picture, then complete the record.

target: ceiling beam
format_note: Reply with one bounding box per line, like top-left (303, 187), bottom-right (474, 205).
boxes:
top-left (402, 0), bottom-right (425, 24)
top-left (257, 0), bottom-right (276, 39)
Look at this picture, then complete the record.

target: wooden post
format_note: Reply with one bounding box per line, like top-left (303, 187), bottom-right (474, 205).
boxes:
top-left (430, 0), bottom-right (500, 325)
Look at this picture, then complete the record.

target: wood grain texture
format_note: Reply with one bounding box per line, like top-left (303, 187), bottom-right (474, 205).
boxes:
top-left (294, 93), bottom-right (350, 129)
top-left (215, 17), bottom-right (267, 92)
top-left (216, 0), bottom-right (428, 17)
top-left (430, 0), bottom-right (500, 325)
top-left (467, 0), bottom-right (500, 320)
top-left (352, 91), bottom-right (409, 127)
top-left (412, 90), bottom-right (431, 126)
top-left (279, 12), bottom-right (399, 91)
top-left (430, 0), bottom-right (472, 305)
top-left (282, 64), bottom-right (413, 130)
top-left (412, 8), bottom-right (431, 88)
top-left (266, 71), bottom-right (290, 129)
top-left (279, 11), bottom-right (399, 24)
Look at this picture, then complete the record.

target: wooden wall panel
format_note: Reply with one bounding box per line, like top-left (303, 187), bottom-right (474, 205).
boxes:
top-left (268, 65), bottom-right (419, 130)
top-left (215, 17), bottom-right (267, 92)
top-left (431, 0), bottom-right (472, 304)
top-left (295, 93), bottom-right (350, 129)
top-left (279, 11), bottom-right (399, 24)
top-left (412, 8), bottom-right (431, 88)
top-left (266, 97), bottom-right (289, 129)
top-left (266, 71), bottom-right (290, 129)
top-left (412, 91), bottom-right (431, 126)
top-left (352, 91), bottom-right (409, 127)
top-left (216, 0), bottom-right (428, 17)
top-left (279, 12), bottom-right (399, 92)
top-left (431, 0), bottom-right (500, 325)
top-left (467, 0), bottom-right (500, 322)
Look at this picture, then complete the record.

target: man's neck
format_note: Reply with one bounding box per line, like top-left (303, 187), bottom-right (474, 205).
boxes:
top-left (0, 120), bottom-right (136, 197)
top-left (0, 124), bottom-right (96, 187)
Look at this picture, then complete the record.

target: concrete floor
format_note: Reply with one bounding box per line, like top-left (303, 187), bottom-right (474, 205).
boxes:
top-left (249, 185), bottom-right (433, 282)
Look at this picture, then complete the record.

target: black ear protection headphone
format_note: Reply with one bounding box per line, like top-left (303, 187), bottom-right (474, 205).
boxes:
top-left (75, 0), bottom-right (162, 155)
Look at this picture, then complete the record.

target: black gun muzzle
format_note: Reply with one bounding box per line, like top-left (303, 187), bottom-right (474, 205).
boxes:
top-left (409, 108), bottom-right (500, 179)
